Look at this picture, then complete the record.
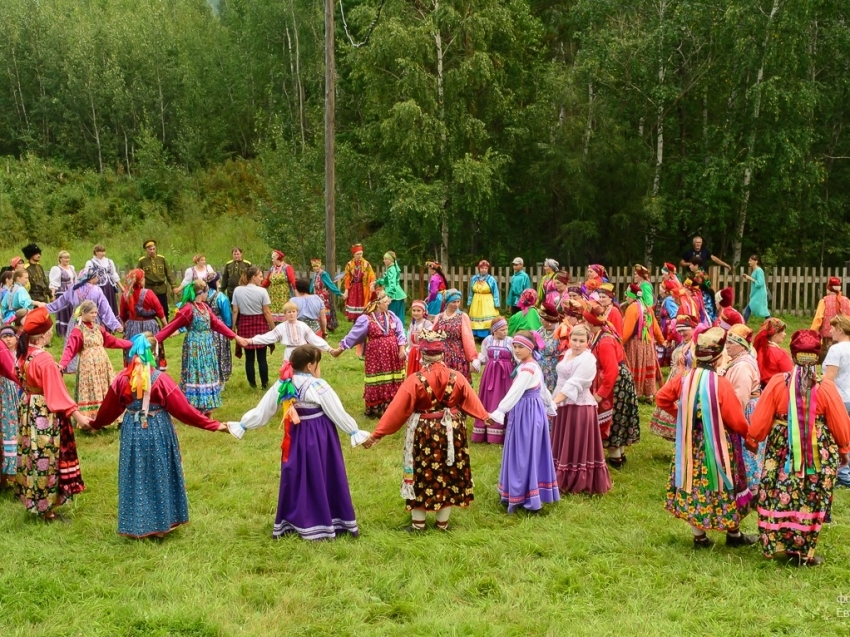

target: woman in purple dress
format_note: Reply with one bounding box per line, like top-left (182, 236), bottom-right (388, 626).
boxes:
top-left (491, 331), bottom-right (560, 513)
top-left (227, 345), bottom-right (370, 541)
top-left (471, 317), bottom-right (513, 444)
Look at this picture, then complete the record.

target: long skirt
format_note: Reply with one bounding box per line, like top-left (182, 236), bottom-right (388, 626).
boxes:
top-left (551, 404), bottom-right (611, 495)
top-left (406, 344), bottom-right (423, 377)
top-left (498, 388), bottom-right (560, 512)
top-left (181, 331), bottom-right (222, 412)
top-left (389, 299), bottom-right (406, 326)
top-left (76, 346), bottom-right (116, 417)
top-left (624, 338), bottom-right (660, 398)
top-left (1, 378), bottom-right (18, 476)
top-left (212, 332), bottom-right (232, 385)
top-left (406, 412), bottom-right (474, 512)
top-left (472, 358), bottom-right (513, 444)
top-left (102, 282), bottom-right (119, 316)
top-left (665, 423), bottom-right (748, 532)
top-left (757, 415), bottom-right (839, 559)
top-left (55, 304), bottom-right (75, 338)
top-left (61, 328), bottom-right (80, 375)
top-left (443, 336), bottom-right (471, 382)
top-left (124, 317), bottom-right (160, 359)
top-left (607, 363), bottom-right (641, 448)
top-left (118, 405), bottom-right (190, 538)
top-left (649, 405), bottom-right (677, 442)
top-left (426, 292), bottom-right (445, 318)
top-left (345, 284), bottom-right (367, 321)
top-left (274, 407), bottom-right (358, 540)
top-left (469, 288), bottom-right (499, 338)
top-left (16, 394), bottom-right (84, 516)
top-left (363, 335), bottom-right (405, 418)
top-left (741, 397), bottom-right (764, 494)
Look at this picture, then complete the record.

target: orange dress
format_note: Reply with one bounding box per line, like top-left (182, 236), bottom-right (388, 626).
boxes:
top-left (622, 302), bottom-right (664, 398)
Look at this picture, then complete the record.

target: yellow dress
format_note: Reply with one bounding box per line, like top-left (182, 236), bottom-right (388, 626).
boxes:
top-left (469, 279), bottom-right (499, 337)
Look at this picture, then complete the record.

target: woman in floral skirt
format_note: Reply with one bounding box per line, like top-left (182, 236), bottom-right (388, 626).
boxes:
top-left (59, 300), bottom-right (133, 420)
top-left (310, 258), bottom-right (343, 333)
top-left (156, 281), bottom-right (240, 415)
top-left (649, 313), bottom-right (696, 442)
top-left (537, 302), bottom-right (563, 393)
top-left (0, 326), bottom-right (19, 489)
top-left (263, 250), bottom-right (297, 323)
top-left (432, 289), bottom-right (477, 382)
top-left (747, 329), bottom-right (850, 566)
top-left (207, 281), bottom-right (233, 389)
top-left (332, 291), bottom-right (407, 417)
top-left (655, 327), bottom-right (757, 548)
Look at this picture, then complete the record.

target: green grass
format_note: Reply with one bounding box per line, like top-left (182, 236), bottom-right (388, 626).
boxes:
top-left (1, 314), bottom-right (848, 636)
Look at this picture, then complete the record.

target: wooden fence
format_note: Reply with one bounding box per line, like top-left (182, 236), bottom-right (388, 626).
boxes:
top-left (163, 263), bottom-right (849, 317)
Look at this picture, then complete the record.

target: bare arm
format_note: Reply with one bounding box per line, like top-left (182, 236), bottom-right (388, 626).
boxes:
top-left (262, 305), bottom-right (275, 331)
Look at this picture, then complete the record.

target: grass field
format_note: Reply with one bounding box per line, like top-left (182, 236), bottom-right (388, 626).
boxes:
top-left (1, 314), bottom-right (848, 636)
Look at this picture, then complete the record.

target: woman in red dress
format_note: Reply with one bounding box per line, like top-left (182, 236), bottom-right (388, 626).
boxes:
top-left (753, 318), bottom-right (792, 389)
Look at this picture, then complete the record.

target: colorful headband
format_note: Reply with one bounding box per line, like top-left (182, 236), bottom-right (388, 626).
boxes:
top-left (351, 244), bottom-right (363, 255)
top-left (426, 260), bottom-right (441, 270)
top-left (490, 317), bottom-right (507, 333)
top-left (0, 326), bottom-right (16, 338)
top-left (419, 329), bottom-right (447, 355)
top-left (310, 258), bottom-right (322, 266)
top-left (514, 333), bottom-right (545, 352)
top-left (384, 251), bottom-right (396, 262)
top-left (411, 300), bottom-right (427, 312)
top-left (556, 271), bottom-right (570, 285)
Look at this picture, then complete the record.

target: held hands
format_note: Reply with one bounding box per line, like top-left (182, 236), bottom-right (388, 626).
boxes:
top-left (75, 414), bottom-right (92, 430)
top-left (235, 336), bottom-right (250, 348)
top-left (215, 422), bottom-right (229, 433)
top-left (330, 348), bottom-right (343, 358)
top-left (593, 393), bottom-right (603, 404)
top-left (362, 435), bottom-right (378, 449)
top-left (840, 451), bottom-right (850, 467)
top-left (398, 346), bottom-right (406, 361)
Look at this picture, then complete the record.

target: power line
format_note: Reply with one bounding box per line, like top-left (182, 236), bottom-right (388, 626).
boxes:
top-left (339, 0), bottom-right (387, 48)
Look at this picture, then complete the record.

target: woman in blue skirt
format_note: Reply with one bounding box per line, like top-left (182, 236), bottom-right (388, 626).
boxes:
top-left (227, 345), bottom-right (370, 540)
top-left (491, 330), bottom-right (560, 513)
top-left (86, 335), bottom-right (228, 538)
top-left (156, 280), bottom-right (240, 415)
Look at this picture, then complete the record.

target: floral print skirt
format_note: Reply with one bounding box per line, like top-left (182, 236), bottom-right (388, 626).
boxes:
top-left (607, 363), bottom-right (641, 448)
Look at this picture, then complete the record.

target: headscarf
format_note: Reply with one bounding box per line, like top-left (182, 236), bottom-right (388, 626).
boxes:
top-left (675, 314), bottom-right (698, 331)
top-left (277, 361), bottom-right (300, 463)
top-left (350, 244), bottom-right (363, 256)
top-left (518, 289), bottom-right (538, 314)
top-left (73, 268), bottom-right (97, 290)
top-left (715, 287), bottom-right (734, 309)
top-left (123, 269), bottom-right (145, 317)
top-left (444, 288), bottom-right (462, 305)
top-left (588, 264), bottom-right (608, 281)
top-left (310, 258), bottom-right (323, 267)
top-left (634, 264), bottom-right (650, 281)
top-left (477, 259), bottom-right (490, 270)
top-left (753, 318), bottom-right (786, 352)
top-left (626, 283), bottom-right (655, 342)
top-left (555, 271), bottom-right (570, 286)
top-left (384, 251), bottom-right (397, 262)
top-left (726, 324), bottom-right (753, 350)
top-left (365, 290), bottom-right (389, 315)
top-left (544, 258), bottom-right (559, 271)
top-left (539, 302), bottom-right (560, 323)
top-left (272, 249), bottom-right (285, 262)
top-left (123, 334), bottom-right (156, 425)
top-left (827, 276), bottom-right (842, 295)
top-left (597, 283), bottom-right (615, 298)
top-left (9, 257), bottom-right (24, 269)
top-left (785, 329), bottom-right (822, 476)
top-left (694, 326), bottom-right (727, 363)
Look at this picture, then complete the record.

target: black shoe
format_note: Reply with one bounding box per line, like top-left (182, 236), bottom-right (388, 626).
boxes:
top-left (789, 554), bottom-right (824, 567)
top-left (725, 532), bottom-right (758, 547)
top-left (607, 457), bottom-right (626, 470)
top-left (261, 384), bottom-right (268, 390)
top-left (403, 524), bottom-right (425, 534)
top-left (248, 383), bottom-right (257, 390)
top-left (693, 534), bottom-right (714, 548)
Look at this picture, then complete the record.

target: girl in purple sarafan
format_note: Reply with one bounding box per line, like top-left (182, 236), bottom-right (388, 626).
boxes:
top-left (471, 317), bottom-right (513, 444)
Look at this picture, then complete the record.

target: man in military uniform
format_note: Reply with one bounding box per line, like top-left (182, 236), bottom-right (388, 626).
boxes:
top-left (220, 246), bottom-right (251, 299)
top-left (22, 243), bottom-right (51, 303)
top-left (138, 239), bottom-right (177, 318)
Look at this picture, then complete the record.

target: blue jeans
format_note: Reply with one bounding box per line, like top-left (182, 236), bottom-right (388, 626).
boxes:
top-left (839, 402), bottom-right (850, 485)
top-left (742, 304), bottom-right (769, 324)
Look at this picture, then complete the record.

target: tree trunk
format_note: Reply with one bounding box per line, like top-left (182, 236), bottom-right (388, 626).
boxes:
top-left (289, 0), bottom-right (306, 149)
top-left (732, 0), bottom-right (781, 266)
top-left (90, 91), bottom-right (103, 173)
top-left (324, 0), bottom-right (336, 275)
top-left (433, 0), bottom-right (449, 266)
top-left (645, 0), bottom-right (666, 267)
top-left (583, 82), bottom-right (594, 158)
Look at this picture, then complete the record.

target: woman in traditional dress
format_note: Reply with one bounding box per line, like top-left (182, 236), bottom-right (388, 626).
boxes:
top-left (685, 257), bottom-right (716, 323)
top-left (292, 278), bottom-right (327, 336)
top-left (84, 244), bottom-right (124, 316)
top-left (0, 326), bottom-right (19, 490)
top-left (156, 280), bottom-right (239, 414)
top-left (424, 261), bottom-right (448, 318)
top-left (14, 307), bottom-right (90, 520)
top-left (374, 251), bottom-right (407, 324)
top-left (332, 291), bottom-right (406, 417)
top-left (743, 254), bottom-right (770, 324)
top-left (649, 313), bottom-right (696, 442)
top-left (206, 281), bottom-right (233, 389)
top-left (175, 254), bottom-right (218, 297)
top-left (537, 302), bottom-right (563, 393)
top-left (59, 300), bottom-right (132, 420)
top-left (656, 281), bottom-right (680, 367)
top-left (490, 331), bottom-right (559, 513)
top-left (87, 335), bottom-right (228, 538)
top-left (747, 329), bottom-right (850, 566)
top-left (551, 325), bottom-right (611, 495)
top-left (232, 266), bottom-right (275, 390)
top-left (655, 326), bottom-right (757, 548)
top-left (471, 317), bottom-right (512, 444)
top-left (342, 244), bottom-right (376, 322)
top-left (46, 268), bottom-right (122, 374)
top-left (584, 304), bottom-right (640, 469)
top-left (244, 301), bottom-right (331, 362)
top-left (584, 264), bottom-right (609, 298)
top-left (406, 300), bottom-right (433, 377)
top-left (537, 259), bottom-right (559, 307)
top-left (552, 271), bottom-right (571, 314)
top-left (633, 264), bottom-right (654, 305)
top-left (722, 323), bottom-right (763, 495)
top-left (310, 258), bottom-right (343, 332)
top-left (467, 260), bottom-right (501, 339)
top-left (754, 318), bottom-right (792, 389)
top-left (622, 283), bottom-right (664, 400)
top-left (432, 289), bottom-right (477, 382)
top-left (363, 329), bottom-right (489, 532)
top-left (508, 289), bottom-right (542, 336)
top-left (263, 250), bottom-right (297, 323)
top-left (810, 276), bottom-right (850, 361)
top-left (120, 269), bottom-right (166, 367)
top-left (227, 345), bottom-right (369, 540)
top-left (597, 283), bottom-right (623, 337)
top-left (49, 251), bottom-right (76, 337)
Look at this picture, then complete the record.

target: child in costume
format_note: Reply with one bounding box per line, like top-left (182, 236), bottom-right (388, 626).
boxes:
top-left (471, 317), bottom-right (513, 444)
top-left (406, 300), bottom-right (433, 376)
top-left (243, 301), bottom-right (331, 362)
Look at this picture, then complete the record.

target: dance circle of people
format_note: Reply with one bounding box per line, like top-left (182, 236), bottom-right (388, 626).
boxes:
top-left (0, 241), bottom-right (848, 569)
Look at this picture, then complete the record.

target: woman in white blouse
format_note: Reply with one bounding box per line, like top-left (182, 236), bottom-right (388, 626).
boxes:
top-left (551, 325), bottom-right (612, 495)
top-left (85, 244), bottom-right (123, 315)
top-left (226, 345), bottom-right (369, 541)
top-left (49, 251), bottom-right (76, 337)
top-left (175, 254), bottom-right (218, 296)
top-left (491, 330), bottom-right (560, 513)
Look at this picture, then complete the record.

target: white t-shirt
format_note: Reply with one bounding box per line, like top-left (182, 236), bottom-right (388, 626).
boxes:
top-left (823, 340), bottom-right (850, 404)
top-left (232, 284), bottom-right (271, 315)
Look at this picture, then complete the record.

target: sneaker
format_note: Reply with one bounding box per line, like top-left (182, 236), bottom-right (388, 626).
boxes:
top-left (725, 532), bottom-right (758, 547)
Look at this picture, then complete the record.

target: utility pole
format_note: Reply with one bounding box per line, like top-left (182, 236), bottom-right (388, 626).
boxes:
top-left (324, 0), bottom-right (337, 275)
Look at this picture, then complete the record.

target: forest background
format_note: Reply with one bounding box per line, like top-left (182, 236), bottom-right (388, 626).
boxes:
top-left (1, 0), bottom-right (849, 271)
